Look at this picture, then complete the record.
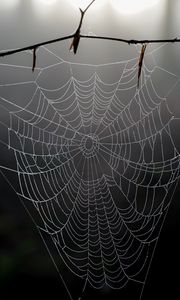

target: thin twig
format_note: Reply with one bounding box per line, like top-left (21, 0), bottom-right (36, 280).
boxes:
top-left (0, 36), bottom-right (179, 58)
top-left (80, 35), bottom-right (179, 45)
top-left (69, 0), bottom-right (96, 54)
top-left (84, 0), bottom-right (96, 14)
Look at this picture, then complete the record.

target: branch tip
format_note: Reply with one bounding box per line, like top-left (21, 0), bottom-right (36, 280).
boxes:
top-left (83, 0), bottom-right (96, 14)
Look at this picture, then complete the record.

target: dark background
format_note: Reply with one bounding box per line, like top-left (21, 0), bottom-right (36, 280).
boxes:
top-left (0, 171), bottom-right (179, 300)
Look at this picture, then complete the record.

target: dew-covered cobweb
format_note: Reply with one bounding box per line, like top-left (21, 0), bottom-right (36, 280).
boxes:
top-left (0, 42), bottom-right (180, 300)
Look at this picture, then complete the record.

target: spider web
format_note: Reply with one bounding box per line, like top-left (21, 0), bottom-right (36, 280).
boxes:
top-left (0, 43), bottom-right (180, 300)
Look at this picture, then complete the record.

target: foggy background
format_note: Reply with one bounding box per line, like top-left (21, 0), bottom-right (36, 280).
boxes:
top-left (0, 1), bottom-right (180, 299)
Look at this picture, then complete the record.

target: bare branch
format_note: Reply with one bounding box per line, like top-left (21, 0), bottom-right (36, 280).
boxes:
top-left (80, 35), bottom-right (180, 45)
top-left (0, 34), bottom-right (73, 58)
top-left (0, 35), bottom-right (179, 59)
top-left (0, 0), bottom-right (179, 88)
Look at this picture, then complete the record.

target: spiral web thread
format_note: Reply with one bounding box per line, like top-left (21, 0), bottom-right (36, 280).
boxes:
top-left (0, 43), bottom-right (180, 300)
